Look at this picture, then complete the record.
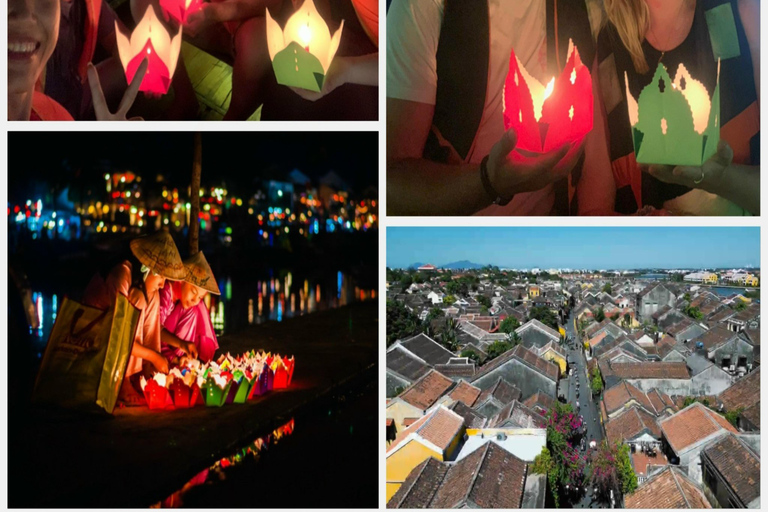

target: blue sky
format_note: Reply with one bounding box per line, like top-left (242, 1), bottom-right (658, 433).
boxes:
top-left (387, 227), bottom-right (760, 269)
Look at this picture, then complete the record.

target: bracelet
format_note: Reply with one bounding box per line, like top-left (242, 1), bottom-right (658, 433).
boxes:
top-left (480, 155), bottom-right (514, 206)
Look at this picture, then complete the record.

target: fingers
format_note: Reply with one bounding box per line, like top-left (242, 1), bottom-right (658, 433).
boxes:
top-left (533, 142), bottom-right (571, 173)
top-left (715, 140), bottom-right (734, 167)
top-left (87, 63), bottom-right (110, 119)
top-left (496, 128), bottom-right (518, 157)
top-left (117, 57), bottom-right (148, 117)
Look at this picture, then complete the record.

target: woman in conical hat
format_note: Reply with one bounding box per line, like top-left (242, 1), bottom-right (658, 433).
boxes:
top-left (159, 250), bottom-right (221, 363)
top-left (82, 228), bottom-right (188, 402)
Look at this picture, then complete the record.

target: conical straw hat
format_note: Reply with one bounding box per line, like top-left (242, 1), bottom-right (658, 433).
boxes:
top-left (183, 251), bottom-right (221, 295)
top-left (129, 229), bottom-right (187, 280)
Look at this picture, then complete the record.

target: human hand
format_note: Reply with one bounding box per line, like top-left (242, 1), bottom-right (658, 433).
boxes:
top-left (88, 59), bottom-right (147, 120)
top-left (289, 57), bottom-right (347, 101)
top-left (152, 353), bottom-right (170, 374)
top-left (487, 129), bottom-right (583, 197)
top-left (184, 4), bottom-right (214, 37)
top-left (183, 342), bottom-right (199, 360)
top-left (645, 141), bottom-right (733, 194)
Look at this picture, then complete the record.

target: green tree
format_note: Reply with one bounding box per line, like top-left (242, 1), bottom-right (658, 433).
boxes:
top-left (622, 313), bottom-right (631, 329)
top-left (401, 274), bottom-right (413, 289)
top-left (724, 408), bottom-right (742, 427)
top-left (595, 308), bottom-right (606, 322)
top-left (443, 294), bottom-right (456, 305)
top-left (602, 283), bottom-right (612, 295)
top-left (499, 316), bottom-right (521, 334)
top-left (476, 294), bottom-right (491, 308)
top-left (529, 306), bottom-right (560, 330)
top-left (734, 301), bottom-right (748, 311)
top-left (616, 443), bottom-right (638, 494)
top-left (425, 307), bottom-right (444, 323)
top-left (590, 367), bottom-right (603, 395)
top-left (386, 300), bottom-right (420, 347)
top-left (460, 350), bottom-right (481, 364)
top-left (486, 340), bottom-right (515, 360)
top-left (685, 305), bottom-right (703, 320)
top-left (684, 292), bottom-right (691, 302)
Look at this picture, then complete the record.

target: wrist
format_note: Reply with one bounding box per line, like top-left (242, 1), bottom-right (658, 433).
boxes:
top-left (480, 155), bottom-right (515, 206)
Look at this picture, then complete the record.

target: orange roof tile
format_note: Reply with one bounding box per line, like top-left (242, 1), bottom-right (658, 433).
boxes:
top-left (660, 403), bottom-right (737, 454)
top-left (399, 369), bottom-right (454, 410)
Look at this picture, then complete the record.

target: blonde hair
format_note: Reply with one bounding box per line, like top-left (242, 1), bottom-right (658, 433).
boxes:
top-left (603, 0), bottom-right (651, 74)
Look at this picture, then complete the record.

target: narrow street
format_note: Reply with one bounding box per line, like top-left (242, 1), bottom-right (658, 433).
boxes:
top-left (563, 312), bottom-right (609, 508)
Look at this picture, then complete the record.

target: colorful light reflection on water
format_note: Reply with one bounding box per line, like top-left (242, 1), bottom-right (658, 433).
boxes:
top-left (152, 418), bottom-right (295, 508)
top-left (29, 270), bottom-right (376, 346)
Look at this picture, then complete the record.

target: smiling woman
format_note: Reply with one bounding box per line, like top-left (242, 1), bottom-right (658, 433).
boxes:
top-left (7, 0), bottom-right (70, 120)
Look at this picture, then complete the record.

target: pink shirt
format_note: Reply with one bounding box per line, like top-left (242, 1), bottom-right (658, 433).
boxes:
top-left (158, 282), bottom-right (219, 363)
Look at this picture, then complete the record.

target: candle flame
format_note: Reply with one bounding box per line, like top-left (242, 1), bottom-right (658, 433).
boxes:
top-left (570, 68), bottom-right (576, 85)
top-left (298, 23), bottom-right (312, 48)
top-left (569, 105), bottom-right (574, 121)
top-left (543, 78), bottom-right (555, 101)
top-left (661, 118), bottom-right (668, 135)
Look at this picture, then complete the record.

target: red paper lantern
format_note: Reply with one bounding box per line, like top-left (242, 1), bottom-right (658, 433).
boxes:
top-left (503, 40), bottom-right (593, 153)
top-left (143, 378), bottom-right (174, 410)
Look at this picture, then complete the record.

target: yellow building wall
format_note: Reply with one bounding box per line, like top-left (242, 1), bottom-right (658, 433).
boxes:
top-left (542, 350), bottom-right (567, 375)
top-left (386, 441), bottom-right (443, 502)
top-left (386, 401), bottom-right (423, 433)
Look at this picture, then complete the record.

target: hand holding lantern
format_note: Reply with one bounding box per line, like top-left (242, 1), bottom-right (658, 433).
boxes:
top-left (266, 0), bottom-right (344, 92)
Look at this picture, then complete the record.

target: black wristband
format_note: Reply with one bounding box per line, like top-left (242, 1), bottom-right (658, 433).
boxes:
top-left (480, 154), bottom-right (513, 206)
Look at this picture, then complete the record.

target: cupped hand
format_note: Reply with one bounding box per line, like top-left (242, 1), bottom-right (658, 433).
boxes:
top-left (289, 57), bottom-right (346, 101)
top-left (487, 129), bottom-right (584, 197)
top-left (184, 4), bottom-right (214, 37)
top-left (645, 141), bottom-right (733, 194)
top-left (184, 342), bottom-right (199, 360)
top-left (152, 353), bottom-right (170, 374)
top-left (88, 58), bottom-right (147, 121)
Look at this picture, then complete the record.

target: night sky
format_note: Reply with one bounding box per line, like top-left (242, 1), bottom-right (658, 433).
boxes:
top-left (8, 132), bottom-right (378, 199)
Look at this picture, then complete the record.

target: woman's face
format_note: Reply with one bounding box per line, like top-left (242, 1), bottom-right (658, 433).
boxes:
top-left (180, 282), bottom-right (207, 309)
top-left (145, 274), bottom-right (167, 295)
top-left (8, 0), bottom-right (59, 95)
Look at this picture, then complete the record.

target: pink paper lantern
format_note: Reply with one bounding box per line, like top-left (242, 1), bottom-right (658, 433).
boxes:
top-left (115, 5), bottom-right (182, 95)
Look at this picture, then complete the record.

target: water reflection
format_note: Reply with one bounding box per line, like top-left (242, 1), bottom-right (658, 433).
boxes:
top-left (153, 418), bottom-right (296, 508)
top-left (205, 271), bottom-right (375, 336)
top-left (28, 270), bottom-right (376, 343)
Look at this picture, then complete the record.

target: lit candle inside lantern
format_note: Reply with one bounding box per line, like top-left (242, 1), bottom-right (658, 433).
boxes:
top-left (625, 60), bottom-right (720, 166)
top-left (503, 39), bottom-right (593, 153)
top-left (265, 0), bottom-right (344, 92)
top-left (115, 5), bottom-right (182, 96)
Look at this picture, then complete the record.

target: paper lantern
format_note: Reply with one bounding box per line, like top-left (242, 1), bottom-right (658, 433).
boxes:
top-left (115, 5), bottom-right (182, 96)
top-left (503, 39), bottom-right (593, 153)
top-left (140, 374), bottom-right (174, 410)
top-left (625, 61), bottom-right (720, 166)
top-left (168, 369), bottom-right (202, 408)
top-left (159, 0), bottom-right (202, 24)
top-left (272, 355), bottom-right (295, 389)
top-left (203, 374), bottom-right (232, 407)
top-left (247, 363), bottom-right (272, 399)
top-left (265, 0), bottom-right (344, 92)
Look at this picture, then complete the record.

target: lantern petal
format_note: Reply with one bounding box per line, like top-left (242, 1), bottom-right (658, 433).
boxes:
top-left (265, 8), bottom-right (285, 62)
top-left (672, 63), bottom-right (710, 135)
top-left (167, 24), bottom-right (183, 78)
top-left (325, 20), bottom-right (344, 73)
top-left (624, 72), bottom-right (639, 127)
top-left (115, 21), bottom-right (133, 73)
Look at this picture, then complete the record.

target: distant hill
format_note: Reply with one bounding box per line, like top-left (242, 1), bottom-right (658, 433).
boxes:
top-left (441, 260), bottom-right (485, 270)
